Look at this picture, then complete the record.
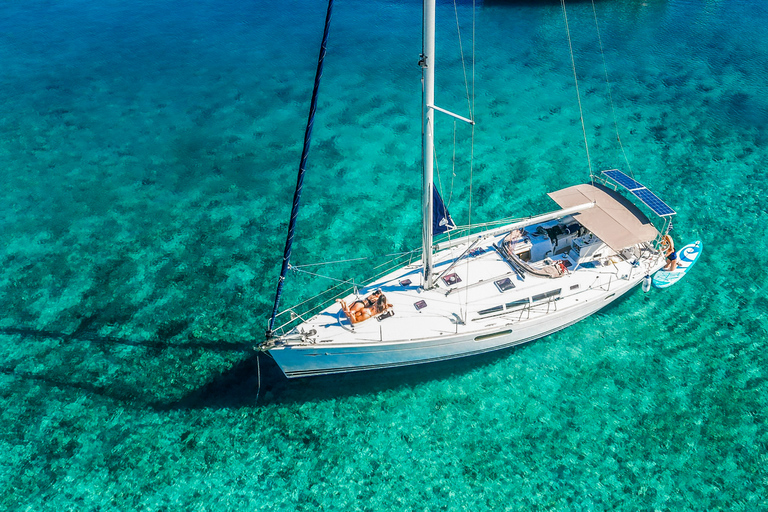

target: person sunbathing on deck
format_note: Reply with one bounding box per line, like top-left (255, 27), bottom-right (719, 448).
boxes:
top-left (338, 290), bottom-right (389, 324)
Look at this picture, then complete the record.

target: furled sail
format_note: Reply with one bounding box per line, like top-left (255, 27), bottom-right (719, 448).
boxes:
top-left (266, 0), bottom-right (335, 338)
top-left (433, 185), bottom-right (456, 234)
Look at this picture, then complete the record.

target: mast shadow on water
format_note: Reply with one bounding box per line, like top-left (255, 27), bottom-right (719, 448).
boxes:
top-left (0, 324), bottom-right (255, 407)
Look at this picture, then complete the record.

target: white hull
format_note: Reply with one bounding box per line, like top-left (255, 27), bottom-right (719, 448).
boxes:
top-left (264, 219), bottom-right (665, 378)
top-left (269, 277), bottom-right (641, 378)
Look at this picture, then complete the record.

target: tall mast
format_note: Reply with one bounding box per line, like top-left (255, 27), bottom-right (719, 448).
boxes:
top-left (421, 0), bottom-right (436, 289)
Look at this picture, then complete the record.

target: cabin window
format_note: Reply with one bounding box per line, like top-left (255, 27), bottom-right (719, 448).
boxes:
top-left (505, 299), bottom-right (529, 309)
top-left (570, 284), bottom-right (579, 291)
top-left (478, 305), bottom-right (504, 316)
top-left (474, 299), bottom-right (530, 321)
top-left (532, 289), bottom-right (561, 302)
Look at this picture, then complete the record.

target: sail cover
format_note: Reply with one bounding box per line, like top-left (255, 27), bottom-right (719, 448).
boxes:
top-left (548, 183), bottom-right (659, 251)
top-left (433, 186), bottom-right (456, 234)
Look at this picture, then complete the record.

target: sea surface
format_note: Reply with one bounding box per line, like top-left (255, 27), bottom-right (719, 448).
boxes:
top-left (1, 0), bottom-right (767, 509)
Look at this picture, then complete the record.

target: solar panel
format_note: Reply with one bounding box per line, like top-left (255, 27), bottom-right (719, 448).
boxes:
top-left (631, 188), bottom-right (676, 217)
top-left (603, 169), bottom-right (643, 191)
top-left (602, 169), bottom-right (676, 217)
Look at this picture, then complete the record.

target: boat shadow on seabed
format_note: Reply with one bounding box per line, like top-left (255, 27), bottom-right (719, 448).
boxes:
top-left (162, 346), bottom-right (524, 410)
top-left (0, 322), bottom-right (519, 410)
top-left (1, 291), bottom-right (639, 411)
top-left (0, 322), bottom-right (522, 411)
top-left (164, 286), bottom-right (646, 409)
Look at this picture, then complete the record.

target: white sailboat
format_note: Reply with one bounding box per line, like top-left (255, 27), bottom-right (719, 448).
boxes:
top-left (260, 0), bottom-right (676, 378)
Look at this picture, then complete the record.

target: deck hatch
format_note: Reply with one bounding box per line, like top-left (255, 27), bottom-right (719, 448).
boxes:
top-left (495, 277), bottom-right (515, 292)
top-left (442, 273), bottom-right (461, 286)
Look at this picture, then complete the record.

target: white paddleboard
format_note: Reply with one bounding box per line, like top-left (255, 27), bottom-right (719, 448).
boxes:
top-left (652, 240), bottom-right (702, 289)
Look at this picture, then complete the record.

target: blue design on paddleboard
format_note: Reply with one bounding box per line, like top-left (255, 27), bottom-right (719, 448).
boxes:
top-left (652, 240), bottom-right (703, 289)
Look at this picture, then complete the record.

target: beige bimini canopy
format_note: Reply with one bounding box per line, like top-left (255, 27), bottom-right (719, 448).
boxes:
top-left (548, 183), bottom-right (658, 251)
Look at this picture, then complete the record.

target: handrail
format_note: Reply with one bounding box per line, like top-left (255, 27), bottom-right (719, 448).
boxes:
top-left (268, 251), bottom-right (417, 336)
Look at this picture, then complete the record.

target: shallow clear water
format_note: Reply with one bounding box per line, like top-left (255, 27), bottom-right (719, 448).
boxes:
top-left (1, 0), bottom-right (767, 509)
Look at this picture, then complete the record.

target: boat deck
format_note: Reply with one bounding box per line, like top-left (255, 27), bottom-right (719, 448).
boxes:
top-left (276, 228), bottom-right (657, 347)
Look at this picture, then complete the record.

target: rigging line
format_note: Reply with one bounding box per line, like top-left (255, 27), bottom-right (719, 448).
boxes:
top-left (453, 0), bottom-right (473, 119)
top-left (273, 277), bottom-right (351, 320)
top-left (463, 118), bottom-right (476, 322)
top-left (383, 248), bottom-right (421, 258)
top-left (462, 0), bottom-right (476, 324)
top-left (293, 249), bottom-right (419, 271)
top-left (267, 0), bottom-right (334, 338)
top-left (291, 256), bottom-right (369, 268)
top-left (590, 0), bottom-right (634, 178)
top-left (273, 280), bottom-right (355, 327)
top-left (272, 280), bottom-right (354, 330)
top-left (372, 252), bottom-right (414, 271)
top-left (275, 251), bottom-right (420, 332)
top-left (433, 134), bottom-right (442, 194)
top-left (449, 119), bottom-right (457, 207)
top-left (290, 266), bottom-right (358, 285)
top-left (275, 252), bottom-right (419, 326)
top-left (560, 0), bottom-right (594, 181)
top-left (278, 247), bottom-right (419, 321)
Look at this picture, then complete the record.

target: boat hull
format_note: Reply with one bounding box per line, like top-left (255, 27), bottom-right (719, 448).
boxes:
top-left (266, 273), bottom-right (644, 378)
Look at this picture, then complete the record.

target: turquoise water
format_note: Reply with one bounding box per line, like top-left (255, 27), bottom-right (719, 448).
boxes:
top-left (1, 0), bottom-right (767, 509)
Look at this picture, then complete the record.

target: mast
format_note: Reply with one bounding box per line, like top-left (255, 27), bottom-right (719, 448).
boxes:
top-left (421, 0), bottom-right (436, 289)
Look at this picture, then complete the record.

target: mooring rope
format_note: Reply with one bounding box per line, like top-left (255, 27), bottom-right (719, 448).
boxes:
top-left (256, 353), bottom-right (261, 401)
